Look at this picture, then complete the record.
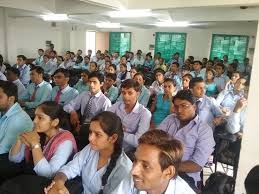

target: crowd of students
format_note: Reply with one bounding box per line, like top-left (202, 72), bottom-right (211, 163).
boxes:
top-left (0, 47), bottom-right (255, 194)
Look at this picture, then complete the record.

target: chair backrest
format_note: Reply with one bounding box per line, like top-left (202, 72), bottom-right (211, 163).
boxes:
top-left (202, 172), bottom-right (235, 194)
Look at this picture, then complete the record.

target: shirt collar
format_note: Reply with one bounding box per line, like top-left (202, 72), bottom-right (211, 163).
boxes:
top-left (1, 103), bottom-right (20, 118)
top-left (35, 80), bottom-right (45, 88)
top-left (121, 101), bottom-right (140, 114)
top-left (92, 90), bottom-right (102, 98)
top-left (60, 85), bottom-right (70, 93)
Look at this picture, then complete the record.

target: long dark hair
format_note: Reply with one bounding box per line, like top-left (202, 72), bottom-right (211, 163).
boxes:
top-left (91, 111), bottom-right (123, 194)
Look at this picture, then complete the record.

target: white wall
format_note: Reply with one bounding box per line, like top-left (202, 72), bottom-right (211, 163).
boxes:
top-left (70, 30), bottom-right (86, 55)
top-left (0, 7), bottom-right (7, 59)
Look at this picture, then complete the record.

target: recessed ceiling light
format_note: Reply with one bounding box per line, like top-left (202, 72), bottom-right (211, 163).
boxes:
top-left (42, 14), bottom-right (68, 21)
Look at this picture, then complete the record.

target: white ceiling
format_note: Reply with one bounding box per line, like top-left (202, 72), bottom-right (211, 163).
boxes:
top-left (1, 0), bottom-right (259, 29)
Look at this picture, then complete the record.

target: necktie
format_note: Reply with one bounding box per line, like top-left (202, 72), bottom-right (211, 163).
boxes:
top-left (54, 89), bottom-right (62, 104)
top-left (30, 85), bottom-right (39, 101)
top-left (81, 95), bottom-right (94, 124)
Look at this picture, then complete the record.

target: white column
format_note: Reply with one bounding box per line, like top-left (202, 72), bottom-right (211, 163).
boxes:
top-left (0, 7), bottom-right (8, 60)
top-left (235, 21), bottom-right (259, 193)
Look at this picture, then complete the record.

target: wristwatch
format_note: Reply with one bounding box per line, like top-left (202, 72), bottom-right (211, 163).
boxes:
top-left (31, 143), bottom-right (41, 150)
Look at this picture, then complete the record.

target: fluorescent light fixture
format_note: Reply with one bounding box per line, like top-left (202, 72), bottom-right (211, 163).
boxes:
top-left (155, 21), bottom-right (190, 27)
top-left (96, 22), bottom-right (120, 28)
top-left (109, 9), bottom-right (152, 18)
top-left (42, 14), bottom-right (68, 21)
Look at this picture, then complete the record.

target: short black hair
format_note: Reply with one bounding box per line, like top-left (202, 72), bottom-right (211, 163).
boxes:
top-left (133, 72), bottom-right (145, 80)
top-left (181, 65), bottom-right (190, 71)
top-left (172, 62), bottom-right (180, 67)
top-left (88, 72), bottom-right (104, 83)
top-left (215, 62), bottom-right (225, 70)
top-left (90, 61), bottom-right (98, 68)
top-left (154, 68), bottom-right (165, 75)
top-left (57, 56), bottom-right (64, 61)
top-left (80, 69), bottom-right (90, 75)
top-left (182, 73), bottom-right (193, 80)
top-left (173, 89), bottom-right (195, 105)
top-left (0, 80), bottom-right (18, 102)
top-left (121, 79), bottom-right (140, 92)
top-left (31, 66), bottom-right (44, 75)
top-left (164, 78), bottom-right (176, 87)
top-left (38, 49), bottom-right (44, 52)
top-left (106, 73), bottom-right (117, 81)
top-left (193, 60), bottom-right (202, 66)
top-left (6, 67), bottom-right (20, 77)
top-left (53, 68), bottom-right (70, 78)
top-left (189, 77), bottom-right (204, 89)
top-left (17, 55), bottom-right (27, 61)
top-left (109, 64), bottom-right (116, 71)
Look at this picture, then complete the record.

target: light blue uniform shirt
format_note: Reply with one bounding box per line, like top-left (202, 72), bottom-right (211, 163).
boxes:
top-left (164, 72), bottom-right (182, 88)
top-left (74, 80), bottom-right (90, 94)
top-left (108, 101), bottom-right (151, 151)
top-left (190, 69), bottom-right (206, 80)
top-left (0, 103), bottom-right (33, 154)
top-left (9, 138), bottom-right (73, 178)
top-left (15, 64), bottom-right (31, 87)
top-left (81, 63), bottom-right (89, 70)
top-left (51, 85), bottom-right (79, 106)
top-left (13, 79), bottom-right (26, 99)
top-left (111, 174), bottom-right (195, 194)
top-left (0, 71), bottom-right (7, 81)
top-left (33, 56), bottom-right (44, 66)
top-left (20, 81), bottom-right (52, 109)
top-left (158, 114), bottom-right (215, 184)
top-left (59, 144), bottom-right (132, 194)
top-left (226, 108), bottom-right (246, 134)
top-left (196, 95), bottom-right (223, 129)
top-left (216, 90), bottom-right (244, 111)
top-left (104, 85), bottom-right (119, 104)
top-left (214, 74), bottom-right (229, 91)
top-left (138, 85), bottom-right (150, 107)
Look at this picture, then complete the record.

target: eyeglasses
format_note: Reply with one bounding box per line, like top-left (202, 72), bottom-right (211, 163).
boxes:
top-left (173, 104), bottom-right (193, 110)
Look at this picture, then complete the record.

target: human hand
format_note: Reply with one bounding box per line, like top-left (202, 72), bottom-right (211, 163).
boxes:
top-left (234, 98), bottom-right (248, 113)
top-left (20, 131), bottom-right (40, 148)
top-left (44, 181), bottom-right (69, 194)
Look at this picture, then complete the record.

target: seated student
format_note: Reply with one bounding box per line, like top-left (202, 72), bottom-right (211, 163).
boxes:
top-left (112, 130), bottom-right (195, 194)
top-left (107, 64), bottom-right (117, 74)
top-left (14, 55), bottom-right (31, 87)
top-left (157, 90), bottom-right (215, 190)
top-left (44, 111), bottom-right (132, 194)
top-left (226, 63), bottom-right (237, 78)
top-left (0, 81), bottom-right (33, 155)
top-left (214, 62), bottom-right (230, 92)
top-left (225, 71), bottom-right (241, 92)
top-left (119, 55), bottom-right (131, 72)
top-left (97, 53), bottom-right (106, 71)
top-left (74, 69), bottom-right (90, 94)
top-left (133, 73), bottom-right (150, 107)
top-left (165, 62), bottom-right (182, 88)
top-left (48, 50), bottom-right (58, 69)
top-left (82, 56), bottom-right (90, 70)
top-left (104, 60), bottom-right (112, 75)
top-left (4, 101), bottom-right (77, 180)
top-left (63, 52), bottom-right (75, 69)
top-left (132, 51), bottom-right (144, 67)
top-left (181, 65), bottom-right (191, 77)
top-left (143, 54), bottom-right (154, 71)
top-left (51, 69), bottom-right (79, 106)
top-left (42, 54), bottom-right (57, 76)
top-left (153, 58), bottom-right (167, 72)
top-left (111, 51), bottom-right (120, 67)
top-left (190, 60), bottom-right (205, 80)
top-left (129, 67), bottom-right (138, 79)
top-left (117, 63), bottom-right (131, 86)
top-left (103, 73), bottom-right (119, 104)
top-left (6, 67), bottom-right (25, 99)
top-left (56, 56), bottom-right (65, 69)
top-left (205, 69), bottom-right (218, 97)
top-left (19, 66), bottom-right (52, 111)
top-left (108, 79), bottom-right (151, 153)
top-left (168, 52), bottom-right (184, 67)
top-left (190, 77), bottom-right (224, 129)
top-left (0, 54), bottom-right (7, 73)
top-left (245, 165), bottom-right (259, 194)
top-left (150, 68), bottom-right (165, 96)
top-left (73, 56), bottom-right (83, 69)
top-left (89, 61), bottom-right (98, 73)
top-left (182, 73), bottom-right (192, 90)
top-left (151, 78), bottom-right (176, 127)
top-left (32, 49), bottom-right (44, 66)
top-left (216, 77), bottom-right (247, 114)
top-left (64, 72), bottom-right (111, 149)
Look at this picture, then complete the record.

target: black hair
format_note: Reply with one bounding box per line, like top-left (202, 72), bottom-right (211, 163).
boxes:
top-left (0, 80), bottom-right (18, 102)
top-left (172, 62), bottom-right (180, 68)
top-left (90, 61), bottom-right (98, 68)
top-left (57, 56), bottom-right (64, 61)
top-left (154, 68), bottom-right (165, 75)
top-left (80, 69), bottom-right (90, 75)
top-left (215, 62), bottom-right (225, 70)
top-left (245, 165), bottom-right (259, 194)
top-left (164, 78), bottom-right (177, 87)
top-left (76, 56), bottom-right (83, 63)
top-left (6, 67), bottom-right (20, 77)
top-left (181, 65), bottom-right (190, 71)
top-left (70, 52), bottom-right (75, 56)
top-left (43, 54), bottom-right (49, 58)
top-left (38, 49), bottom-right (44, 52)
top-left (193, 60), bottom-right (202, 66)
top-left (182, 73), bottom-right (193, 80)
top-left (50, 50), bottom-right (57, 55)
top-left (105, 73), bottom-right (117, 81)
top-left (31, 66), bottom-right (44, 75)
top-left (88, 72), bottom-right (104, 83)
top-left (189, 77), bottom-right (204, 89)
top-left (121, 79), bottom-right (141, 92)
top-left (133, 72), bottom-right (145, 80)
top-left (17, 55), bottom-right (27, 61)
top-left (173, 89), bottom-right (195, 105)
top-left (91, 111), bottom-right (123, 194)
top-left (53, 68), bottom-right (70, 78)
top-left (109, 64), bottom-right (116, 71)
top-left (84, 56), bottom-right (90, 60)
top-left (188, 56), bottom-right (194, 61)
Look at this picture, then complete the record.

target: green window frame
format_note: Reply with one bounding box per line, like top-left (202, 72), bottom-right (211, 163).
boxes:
top-left (155, 32), bottom-right (187, 62)
top-left (109, 32), bottom-right (131, 56)
top-left (210, 34), bottom-right (249, 62)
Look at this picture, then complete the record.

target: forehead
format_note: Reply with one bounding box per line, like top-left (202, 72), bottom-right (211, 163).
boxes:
top-left (194, 81), bottom-right (205, 87)
top-left (174, 98), bottom-right (192, 105)
top-left (164, 81), bottom-right (173, 86)
top-left (135, 144), bottom-right (160, 164)
top-left (121, 87), bottom-right (136, 93)
top-left (134, 75), bottom-right (143, 80)
top-left (89, 77), bottom-right (100, 82)
top-left (89, 121), bottom-right (104, 132)
top-left (0, 88), bottom-right (6, 95)
top-left (55, 72), bottom-right (65, 76)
